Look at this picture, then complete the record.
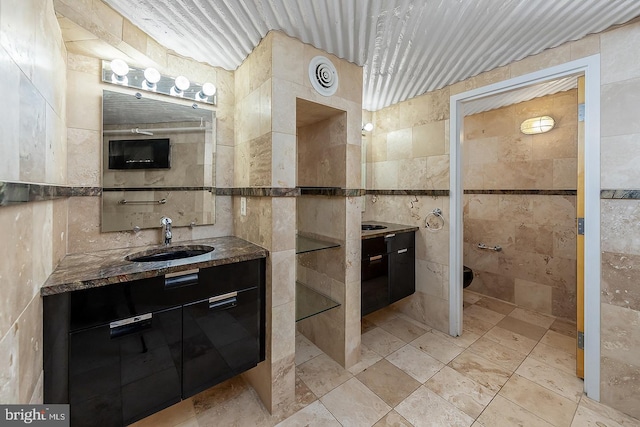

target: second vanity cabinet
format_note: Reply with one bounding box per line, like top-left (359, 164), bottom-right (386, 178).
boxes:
top-left (361, 230), bottom-right (415, 316)
top-left (44, 257), bottom-right (265, 427)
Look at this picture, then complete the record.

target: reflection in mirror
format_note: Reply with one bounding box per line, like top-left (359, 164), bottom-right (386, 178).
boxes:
top-left (101, 90), bottom-right (216, 232)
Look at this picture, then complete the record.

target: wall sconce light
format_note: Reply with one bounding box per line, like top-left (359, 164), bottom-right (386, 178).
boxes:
top-left (170, 76), bottom-right (190, 97)
top-left (143, 67), bottom-right (161, 91)
top-left (101, 60), bottom-right (217, 105)
top-left (362, 122), bottom-right (374, 132)
top-left (196, 82), bottom-right (217, 102)
top-left (110, 59), bottom-right (129, 85)
top-left (520, 116), bottom-right (555, 135)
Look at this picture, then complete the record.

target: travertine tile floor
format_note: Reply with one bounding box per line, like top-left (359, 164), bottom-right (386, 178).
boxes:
top-left (131, 290), bottom-right (640, 427)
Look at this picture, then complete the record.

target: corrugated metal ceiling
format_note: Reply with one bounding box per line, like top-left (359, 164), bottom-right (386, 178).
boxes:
top-left (104, 0), bottom-right (640, 111)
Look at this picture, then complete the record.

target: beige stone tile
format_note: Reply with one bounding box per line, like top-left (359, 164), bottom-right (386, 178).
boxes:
top-left (356, 359), bottom-right (421, 407)
top-left (570, 34), bottom-right (600, 60)
top-left (463, 304), bottom-right (505, 325)
top-left (294, 371), bottom-right (317, 406)
top-left (601, 22), bottom-right (640, 85)
top-left (430, 328), bottom-right (480, 349)
top-left (348, 344), bottom-right (383, 375)
top-left (554, 158), bottom-right (578, 189)
top-left (410, 331), bottom-right (464, 364)
top-left (297, 353), bottom-right (352, 397)
top-left (514, 278), bottom-right (554, 316)
top-left (516, 357), bottom-right (584, 403)
top-left (295, 333), bottom-right (323, 366)
top-left (540, 330), bottom-right (577, 356)
top-left (449, 351), bottom-right (512, 394)
top-left (496, 316), bottom-right (548, 342)
top-left (275, 400), bottom-right (340, 427)
top-left (373, 410), bottom-right (414, 427)
top-left (320, 378), bottom-right (391, 426)
top-left (462, 312), bottom-right (494, 336)
top-left (477, 394), bottom-right (554, 427)
top-left (193, 377), bottom-right (274, 426)
top-left (530, 342), bottom-right (576, 375)
top-left (467, 336), bottom-right (527, 372)
top-left (426, 366), bottom-right (495, 419)
top-left (550, 318), bottom-right (577, 338)
top-left (500, 374), bottom-right (578, 427)
top-left (463, 290), bottom-right (483, 304)
top-left (379, 316), bottom-right (428, 343)
top-left (602, 251), bottom-right (640, 311)
top-left (576, 395), bottom-right (640, 427)
top-left (600, 356), bottom-right (640, 421)
top-left (603, 303), bottom-right (640, 368)
top-left (483, 326), bottom-right (538, 354)
top-left (413, 120), bottom-right (446, 157)
top-left (17, 295), bottom-right (42, 404)
top-left (387, 344), bottom-right (444, 383)
top-left (396, 386), bottom-right (474, 427)
top-left (362, 327), bottom-right (406, 357)
top-left (475, 297), bottom-right (516, 316)
top-left (130, 399), bottom-right (196, 427)
top-left (0, 325), bottom-right (18, 403)
top-left (509, 307), bottom-right (556, 329)
top-left (602, 78), bottom-right (640, 138)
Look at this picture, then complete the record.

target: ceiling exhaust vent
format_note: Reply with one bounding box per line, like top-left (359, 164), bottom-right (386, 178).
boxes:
top-left (308, 56), bottom-right (338, 96)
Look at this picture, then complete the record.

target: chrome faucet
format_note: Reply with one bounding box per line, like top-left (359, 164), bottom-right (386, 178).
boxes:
top-left (161, 216), bottom-right (172, 245)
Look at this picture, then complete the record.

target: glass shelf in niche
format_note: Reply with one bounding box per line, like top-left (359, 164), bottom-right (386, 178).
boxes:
top-left (296, 235), bottom-right (340, 254)
top-left (296, 282), bottom-right (340, 322)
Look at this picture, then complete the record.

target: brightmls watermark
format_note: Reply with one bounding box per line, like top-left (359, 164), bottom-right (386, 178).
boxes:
top-left (0, 405), bottom-right (69, 426)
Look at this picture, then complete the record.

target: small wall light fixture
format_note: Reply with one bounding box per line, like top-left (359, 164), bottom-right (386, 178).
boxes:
top-left (110, 59), bottom-right (129, 85)
top-left (520, 115), bottom-right (555, 135)
top-left (170, 76), bottom-right (190, 97)
top-left (143, 67), bottom-right (161, 91)
top-left (102, 60), bottom-right (217, 105)
top-left (196, 82), bottom-right (217, 102)
top-left (362, 122), bottom-right (374, 132)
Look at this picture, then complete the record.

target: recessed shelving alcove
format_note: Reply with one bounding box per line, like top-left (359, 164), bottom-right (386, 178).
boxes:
top-left (295, 234), bottom-right (341, 321)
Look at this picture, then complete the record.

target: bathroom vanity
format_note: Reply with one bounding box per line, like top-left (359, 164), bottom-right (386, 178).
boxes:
top-left (361, 222), bottom-right (418, 316)
top-left (41, 236), bottom-right (266, 426)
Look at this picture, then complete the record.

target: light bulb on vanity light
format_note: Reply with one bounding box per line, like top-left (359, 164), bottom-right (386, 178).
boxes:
top-left (362, 122), bottom-right (374, 132)
top-left (170, 75), bottom-right (190, 97)
top-left (110, 59), bottom-right (129, 85)
top-left (196, 82), bottom-right (216, 101)
top-left (143, 67), bottom-right (161, 91)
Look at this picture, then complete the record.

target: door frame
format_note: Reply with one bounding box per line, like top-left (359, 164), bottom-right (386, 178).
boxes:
top-left (448, 55), bottom-right (601, 400)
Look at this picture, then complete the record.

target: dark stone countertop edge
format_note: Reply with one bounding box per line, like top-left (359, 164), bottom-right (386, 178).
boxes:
top-left (361, 221), bottom-right (420, 239)
top-left (41, 236), bottom-right (268, 296)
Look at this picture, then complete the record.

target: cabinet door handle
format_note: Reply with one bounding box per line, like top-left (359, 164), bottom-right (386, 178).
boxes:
top-left (209, 291), bottom-right (238, 310)
top-left (109, 313), bottom-right (152, 339)
top-left (369, 255), bottom-right (383, 261)
top-left (384, 233), bottom-right (396, 239)
top-left (398, 248), bottom-right (408, 254)
top-left (165, 272), bottom-right (199, 290)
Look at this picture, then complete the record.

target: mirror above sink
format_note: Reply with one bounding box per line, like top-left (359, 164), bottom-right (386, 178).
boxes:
top-left (101, 90), bottom-right (216, 232)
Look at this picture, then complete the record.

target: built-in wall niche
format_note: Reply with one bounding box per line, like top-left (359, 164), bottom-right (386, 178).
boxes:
top-left (296, 99), bottom-right (347, 188)
top-left (101, 90), bottom-right (216, 232)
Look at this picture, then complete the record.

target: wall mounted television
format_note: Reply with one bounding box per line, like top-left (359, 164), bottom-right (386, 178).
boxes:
top-left (108, 138), bottom-right (171, 169)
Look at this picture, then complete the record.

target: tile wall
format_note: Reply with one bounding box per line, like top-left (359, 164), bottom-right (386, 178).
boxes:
top-left (56, 0), bottom-right (234, 253)
top-left (0, 0), bottom-right (67, 404)
top-left (463, 91), bottom-right (578, 320)
top-left (599, 21), bottom-right (640, 419)
top-left (233, 31), bottom-right (362, 415)
top-left (366, 19), bottom-right (640, 419)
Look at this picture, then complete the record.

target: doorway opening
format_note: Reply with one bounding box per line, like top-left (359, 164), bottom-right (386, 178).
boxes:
top-left (448, 55), bottom-right (601, 400)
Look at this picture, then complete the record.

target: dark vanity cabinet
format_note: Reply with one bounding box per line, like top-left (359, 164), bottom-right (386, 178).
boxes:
top-left (361, 231), bottom-right (415, 316)
top-left (44, 258), bottom-right (265, 427)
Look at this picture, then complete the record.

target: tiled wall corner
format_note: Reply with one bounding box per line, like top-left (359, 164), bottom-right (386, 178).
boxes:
top-left (0, 0), bottom-right (67, 405)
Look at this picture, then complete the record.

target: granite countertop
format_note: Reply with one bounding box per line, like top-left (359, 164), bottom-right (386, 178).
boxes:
top-left (41, 236), bottom-right (268, 296)
top-left (361, 221), bottom-right (419, 239)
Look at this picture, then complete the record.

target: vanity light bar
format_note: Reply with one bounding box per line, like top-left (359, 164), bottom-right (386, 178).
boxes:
top-left (101, 60), bottom-right (217, 106)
